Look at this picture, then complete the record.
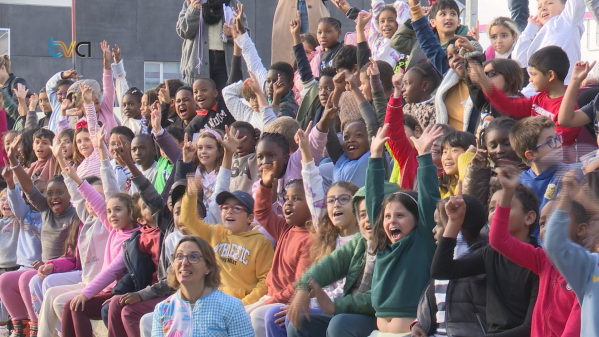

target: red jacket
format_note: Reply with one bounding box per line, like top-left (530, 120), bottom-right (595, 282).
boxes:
top-left (489, 206), bottom-right (581, 337)
top-left (385, 96), bottom-right (418, 190)
top-left (484, 85), bottom-right (581, 146)
top-left (254, 183), bottom-right (312, 304)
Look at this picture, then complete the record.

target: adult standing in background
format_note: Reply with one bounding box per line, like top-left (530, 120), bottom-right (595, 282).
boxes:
top-left (0, 54), bottom-right (28, 129)
top-left (271, 0), bottom-right (330, 64)
top-left (176, 0), bottom-right (248, 90)
top-left (507, 0), bottom-right (529, 32)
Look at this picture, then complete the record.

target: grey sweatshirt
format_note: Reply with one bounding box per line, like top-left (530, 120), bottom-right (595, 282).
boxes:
top-left (0, 217), bottom-right (19, 268)
top-left (25, 186), bottom-right (78, 262)
top-left (545, 209), bottom-right (599, 336)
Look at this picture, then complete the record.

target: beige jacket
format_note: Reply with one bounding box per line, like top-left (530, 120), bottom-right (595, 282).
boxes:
top-left (271, 0), bottom-right (329, 63)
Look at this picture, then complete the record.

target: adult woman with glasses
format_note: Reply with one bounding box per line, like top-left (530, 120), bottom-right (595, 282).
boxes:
top-left (151, 235), bottom-right (254, 336)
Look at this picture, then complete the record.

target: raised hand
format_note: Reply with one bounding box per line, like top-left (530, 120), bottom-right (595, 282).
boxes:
top-left (421, 6), bottom-right (432, 17)
top-left (221, 125), bottom-right (247, 155)
top-left (496, 164), bottom-right (520, 193)
top-left (111, 44), bottom-right (121, 64)
top-left (259, 161), bottom-right (279, 188)
top-left (319, 95), bottom-right (339, 126)
top-left (273, 74), bottom-right (287, 100)
top-left (332, 71), bottom-right (346, 92)
top-left (234, 2), bottom-right (246, 34)
top-left (52, 142), bottom-right (64, 160)
top-left (468, 61), bottom-right (492, 91)
top-left (100, 40), bottom-right (111, 69)
top-left (571, 61), bottom-right (597, 83)
top-left (528, 15), bottom-right (542, 28)
top-left (444, 180), bottom-right (465, 222)
top-left (62, 165), bottom-right (83, 186)
top-left (370, 124), bottom-right (390, 158)
top-left (356, 10), bottom-right (373, 29)
top-left (93, 125), bottom-right (107, 150)
top-left (7, 134), bottom-right (21, 163)
top-left (408, 0), bottom-right (420, 8)
top-left (561, 169), bottom-right (581, 198)
top-left (13, 83), bottom-right (28, 101)
top-left (61, 69), bottom-right (82, 79)
top-left (190, 0), bottom-right (202, 10)
top-left (2, 161), bottom-right (14, 188)
top-left (60, 98), bottom-right (73, 116)
top-left (455, 36), bottom-right (474, 52)
top-left (344, 72), bottom-right (360, 91)
top-left (468, 139), bottom-right (488, 169)
top-left (331, 0), bottom-right (351, 13)
top-left (150, 101), bottom-right (162, 133)
top-left (467, 20), bottom-right (480, 41)
top-left (290, 11), bottom-right (302, 40)
top-left (159, 80), bottom-right (171, 104)
top-left (367, 57), bottom-right (379, 77)
top-left (295, 121), bottom-right (313, 163)
top-left (80, 83), bottom-right (93, 105)
top-left (29, 93), bottom-right (39, 112)
top-left (182, 133), bottom-right (196, 163)
top-left (245, 71), bottom-right (264, 95)
top-left (411, 124), bottom-right (444, 156)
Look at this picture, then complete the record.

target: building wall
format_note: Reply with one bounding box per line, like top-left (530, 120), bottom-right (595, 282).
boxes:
top-left (1, 0), bottom-right (372, 93)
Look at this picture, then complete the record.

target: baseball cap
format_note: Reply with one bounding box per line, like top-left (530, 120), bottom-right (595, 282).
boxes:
top-left (216, 190), bottom-right (254, 214)
top-left (169, 180), bottom-right (188, 206)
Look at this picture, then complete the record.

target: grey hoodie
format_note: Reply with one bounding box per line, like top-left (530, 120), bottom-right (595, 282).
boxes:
top-left (545, 209), bottom-right (599, 336)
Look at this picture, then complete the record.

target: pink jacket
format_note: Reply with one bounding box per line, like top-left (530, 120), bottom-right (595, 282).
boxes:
top-left (45, 223), bottom-right (83, 273)
top-left (98, 69), bottom-right (119, 134)
top-left (489, 206), bottom-right (581, 337)
top-left (79, 181), bottom-right (138, 297)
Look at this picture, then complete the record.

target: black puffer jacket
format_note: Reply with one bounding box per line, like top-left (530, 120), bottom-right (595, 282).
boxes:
top-left (111, 230), bottom-right (155, 295)
top-left (416, 242), bottom-right (488, 336)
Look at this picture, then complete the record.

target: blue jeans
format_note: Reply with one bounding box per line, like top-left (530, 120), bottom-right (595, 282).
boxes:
top-left (287, 313), bottom-right (378, 337)
top-left (507, 0), bottom-right (529, 32)
top-left (265, 306), bottom-right (322, 337)
top-left (297, 0), bottom-right (309, 34)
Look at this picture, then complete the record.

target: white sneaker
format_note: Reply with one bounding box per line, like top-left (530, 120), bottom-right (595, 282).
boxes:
top-left (0, 325), bottom-right (9, 337)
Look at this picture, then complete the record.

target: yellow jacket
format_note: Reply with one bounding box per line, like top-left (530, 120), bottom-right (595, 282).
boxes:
top-left (181, 193), bottom-right (274, 305)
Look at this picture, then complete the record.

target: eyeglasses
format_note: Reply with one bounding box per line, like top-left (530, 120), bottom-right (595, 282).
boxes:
top-left (220, 204), bottom-right (248, 214)
top-left (326, 194), bottom-right (352, 205)
top-left (173, 252), bottom-right (203, 264)
top-left (531, 134), bottom-right (564, 151)
top-left (485, 69), bottom-right (499, 78)
top-left (57, 91), bottom-right (68, 97)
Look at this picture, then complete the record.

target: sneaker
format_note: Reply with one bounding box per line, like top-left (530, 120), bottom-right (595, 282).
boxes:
top-left (9, 320), bottom-right (29, 337)
top-left (0, 325), bottom-right (9, 337)
top-left (27, 322), bottom-right (36, 337)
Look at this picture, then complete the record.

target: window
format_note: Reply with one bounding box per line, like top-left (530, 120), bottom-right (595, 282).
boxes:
top-left (144, 62), bottom-right (182, 91)
top-left (0, 28), bottom-right (9, 56)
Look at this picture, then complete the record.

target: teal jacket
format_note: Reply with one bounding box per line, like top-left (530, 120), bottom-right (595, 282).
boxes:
top-left (296, 232), bottom-right (375, 316)
top-left (367, 154), bottom-right (439, 318)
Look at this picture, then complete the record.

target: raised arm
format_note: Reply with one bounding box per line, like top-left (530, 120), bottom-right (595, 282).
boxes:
top-left (545, 171), bottom-right (598, 301)
top-left (255, 163), bottom-right (292, 240)
top-left (489, 166), bottom-right (542, 274)
top-left (297, 124), bottom-right (327, 227)
top-left (365, 125), bottom-right (390, 223)
top-left (413, 126), bottom-right (443, 233)
top-left (290, 15), bottom-right (315, 83)
top-left (99, 41), bottom-right (118, 133)
top-left (346, 72), bottom-right (378, 138)
top-left (512, 18), bottom-right (540, 70)
top-left (111, 45), bottom-right (128, 108)
top-left (385, 78), bottom-right (414, 175)
top-left (78, 174), bottom-right (110, 231)
top-left (558, 61), bottom-right (595, 128)
top-left (235, 32), bottom-right (268, 88)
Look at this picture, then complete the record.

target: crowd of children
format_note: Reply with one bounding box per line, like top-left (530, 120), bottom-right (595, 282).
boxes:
top-left (1, 0), bottom-right (599, 335)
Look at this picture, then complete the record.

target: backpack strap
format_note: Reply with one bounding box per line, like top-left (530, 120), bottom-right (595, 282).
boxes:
top-left (9, 76), bottom-right (21, 94)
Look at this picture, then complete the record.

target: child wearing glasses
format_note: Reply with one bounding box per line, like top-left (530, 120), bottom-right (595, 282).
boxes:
top-left (181, 181), bottom-right (274, 307)
top-left (508, 116), bottom-right (580, 240)
top-left (469, 45), bottom-right (581, 163)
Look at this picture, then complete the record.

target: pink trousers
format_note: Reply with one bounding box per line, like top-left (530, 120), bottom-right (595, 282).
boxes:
top-left (0, 269), bottom-right (38, 321)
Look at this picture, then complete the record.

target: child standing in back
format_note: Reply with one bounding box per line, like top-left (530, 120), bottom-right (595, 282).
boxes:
top-left (512, 0), bottom-right (586, 95)
top-left (484, 17), bottom-right (519, 61)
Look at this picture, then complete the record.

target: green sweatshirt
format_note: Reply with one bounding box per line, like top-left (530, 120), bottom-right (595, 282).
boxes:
top-left (367, 155), bottom-right (439, 318)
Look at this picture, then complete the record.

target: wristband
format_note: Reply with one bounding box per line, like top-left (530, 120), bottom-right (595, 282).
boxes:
top-left (9, 161), bottom-right (20, 170)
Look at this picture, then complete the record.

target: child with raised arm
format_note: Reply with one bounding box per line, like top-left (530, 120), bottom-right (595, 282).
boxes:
top-left (0, 136), bottom-right (79, 336)
top-left (367, 124), bottom-right (442, 335)
top-left (489, 165), bottom-right (581, 336)
top-left (512, 0), bottom-right (586, 96)
top-left (180, 125), bottom-right (274, 306)
top-left (431, 176), bottom-right (540, 335)
top-left (35, 143), bottom-right (109, 337)
top-left (544, 171), bottom-right (599, 336)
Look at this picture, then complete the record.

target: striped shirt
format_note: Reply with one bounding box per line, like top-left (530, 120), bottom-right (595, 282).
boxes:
top-left (76, 103), bottom-right (102, 179)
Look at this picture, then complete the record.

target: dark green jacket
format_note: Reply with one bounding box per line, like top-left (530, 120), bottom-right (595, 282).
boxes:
top-left (367, 154), bottom-right (440, 318)
top-left (390, 20), bottom-right (469, 71)
top-left (296, 232), bottom-right (375, 316)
